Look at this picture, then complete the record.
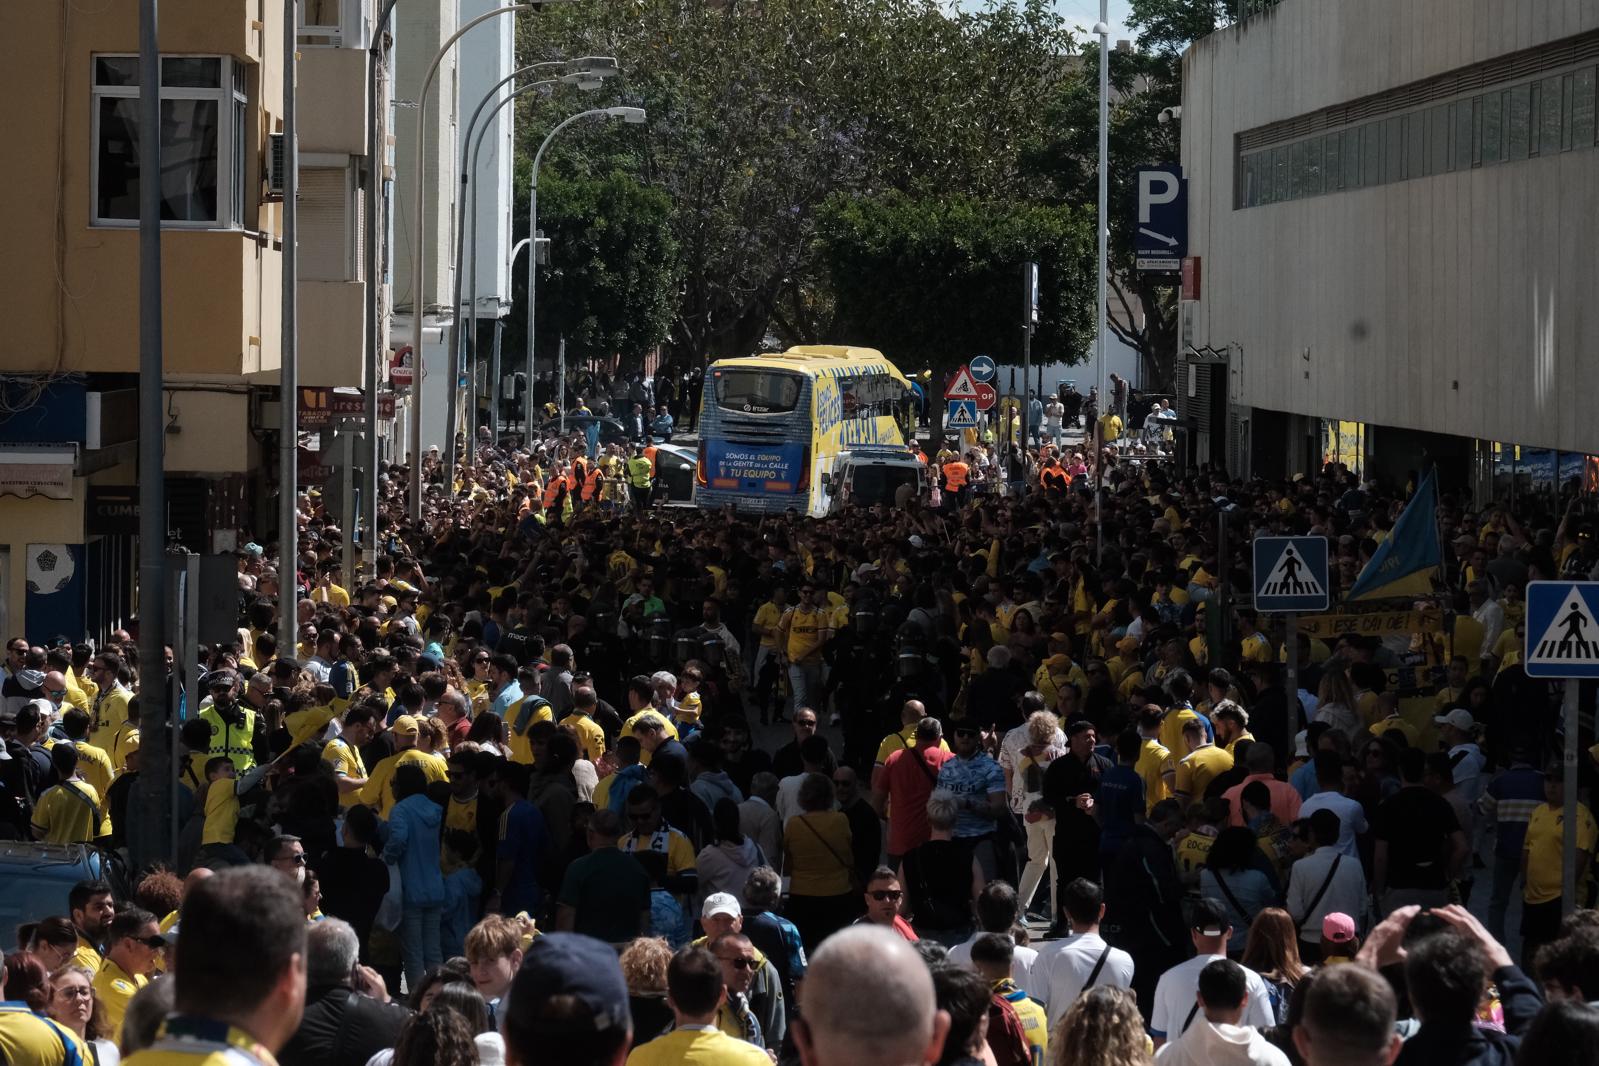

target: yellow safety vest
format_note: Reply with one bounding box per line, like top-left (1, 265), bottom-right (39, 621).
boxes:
top-left (197, 706), bottom-right (258, 772)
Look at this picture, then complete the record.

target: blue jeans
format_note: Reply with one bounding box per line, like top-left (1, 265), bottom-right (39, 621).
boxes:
top-left (1489, 845), bottom-right (1523, 942)
top-left (788, 661), bottom-right (823, 716)
top-left (400, 904), bottom-right (443, 993)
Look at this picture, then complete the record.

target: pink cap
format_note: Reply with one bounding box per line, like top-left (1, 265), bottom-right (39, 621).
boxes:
top-left (1322, 912), bottom-right (1356, 945)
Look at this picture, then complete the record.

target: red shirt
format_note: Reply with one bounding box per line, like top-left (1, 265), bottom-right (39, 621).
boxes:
top-left (881, 746), bottom-right (956, 856)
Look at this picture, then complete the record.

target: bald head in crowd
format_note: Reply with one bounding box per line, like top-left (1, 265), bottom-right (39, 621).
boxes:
top-left (795, 925), bottom-right (949, 1066)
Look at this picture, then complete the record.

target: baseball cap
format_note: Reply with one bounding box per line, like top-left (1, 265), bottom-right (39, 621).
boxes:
top-left (392, 714), bottom-right (420, 738)
top-left (1433, 708), bottom-right (1477, 732)
top-left (1190, 898), bottom-right (1229, 938)
top-left (511, 932), bottom-right (630, 1034)
top-left (206, 669), bottom-right (239, 691)
top-left (702, 892), bottom-right (742, 920)
top-left (1322, 912), bottom-right (1357, 945)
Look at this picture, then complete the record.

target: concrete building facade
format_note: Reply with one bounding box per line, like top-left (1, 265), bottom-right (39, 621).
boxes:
top-left (0, 0), bottom-right (383, 642)
top-left (1181, 0), bottom-right (1599, 496)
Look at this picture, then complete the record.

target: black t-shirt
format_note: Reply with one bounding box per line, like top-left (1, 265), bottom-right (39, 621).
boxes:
top-left (1373, 784), bottom-right (1460, 889)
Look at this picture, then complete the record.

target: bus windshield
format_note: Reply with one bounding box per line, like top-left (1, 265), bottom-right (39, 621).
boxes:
top-left (715, 369), bottom-right (803, 414)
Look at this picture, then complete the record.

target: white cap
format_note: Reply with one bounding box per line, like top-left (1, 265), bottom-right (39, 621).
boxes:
top-left (1434, 708), bottom-right (1477, 732)
top-left (701, 892), bottom-right (741, 920)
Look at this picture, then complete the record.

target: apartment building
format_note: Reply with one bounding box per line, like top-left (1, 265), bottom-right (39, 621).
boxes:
top-left (0, 0), bottom-right (384, 642)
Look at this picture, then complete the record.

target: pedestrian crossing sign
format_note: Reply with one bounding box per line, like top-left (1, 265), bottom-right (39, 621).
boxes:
top-left (1525, 581), bottom-right (1599, 678)
top-left (1252, 535), bottom-right (1329, 612)
top-left (946, 399), bottom-right (979, 429)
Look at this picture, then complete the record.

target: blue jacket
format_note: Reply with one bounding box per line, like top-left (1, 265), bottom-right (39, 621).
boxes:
top-left (382, 794), bottom-right (445, 907)
top-left (606, 763), bottom-right (651, 814)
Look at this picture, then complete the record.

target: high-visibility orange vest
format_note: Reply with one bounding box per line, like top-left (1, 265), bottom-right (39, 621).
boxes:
top-left (582, 465), bottom-right (601, 501)
top-left (543, 473), bottom-right (562, 509)
top-left (1041, 467), bottom-right (1070, 492)
top-left (643, 445), bottom-right (658, 475)
top-left (943, 461), bottom-right (969, 490)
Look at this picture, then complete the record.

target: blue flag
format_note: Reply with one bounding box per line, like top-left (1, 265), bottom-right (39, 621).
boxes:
top-left (1346, 469), bottom-right (1441, 601)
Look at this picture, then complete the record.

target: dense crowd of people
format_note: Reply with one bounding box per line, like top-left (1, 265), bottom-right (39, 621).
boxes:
top-left (2, 402), bottom-right (1599, 1066)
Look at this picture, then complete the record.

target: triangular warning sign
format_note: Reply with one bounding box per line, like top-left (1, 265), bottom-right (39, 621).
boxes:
top-left (945, 367), bottom-right (979, 400)
top-left (1258, 543), bottom-right (1325, 600)
top-left (1530, 590), bottom-right (1599, 665)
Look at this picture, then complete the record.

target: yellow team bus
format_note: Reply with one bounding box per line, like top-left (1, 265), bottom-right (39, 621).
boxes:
top-left (695, 345), bottom-right (922, 516)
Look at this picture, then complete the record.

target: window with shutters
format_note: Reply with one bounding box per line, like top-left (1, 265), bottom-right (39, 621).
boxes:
top-left (298, 165), bottom-right (362, 282)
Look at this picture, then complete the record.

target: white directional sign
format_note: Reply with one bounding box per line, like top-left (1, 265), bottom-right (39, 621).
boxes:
top-left (968, 355), bottom-right (997, 383)
top-left (1526, 581), bottom-right (1599, 678)
top-left (945, 366), bottom-right (979, 400)
top-left (1252, 535), bottom-right (1329, 613)
top-left (946, 399), bottom-right (979, 429)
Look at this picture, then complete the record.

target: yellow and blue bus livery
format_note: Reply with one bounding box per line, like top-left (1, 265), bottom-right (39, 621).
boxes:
top-left (695, 346), bottom-right (914, 517)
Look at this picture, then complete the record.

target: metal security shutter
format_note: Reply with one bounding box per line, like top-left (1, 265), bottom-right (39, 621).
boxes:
top-left (298, 166), bottom-right (352, 281)
top-left (1228, 408), bottom-right (1250, 477)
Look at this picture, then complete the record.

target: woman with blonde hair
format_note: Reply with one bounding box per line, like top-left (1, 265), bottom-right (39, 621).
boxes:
top-left (1239, 907), bottom-right (1307, 1024)
top-left (1313, 667), bottom-right (1361, 743)
top-left (1052, 985), bottom-right (1152, 1066)
top-left (619, 936), bottom-right (674, 1045)
top-left (1015, 710), bottom-right (1066, 921)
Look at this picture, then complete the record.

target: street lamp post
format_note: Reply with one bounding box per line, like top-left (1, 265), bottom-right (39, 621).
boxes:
top-left (363, 0), bottom-right (402, 581)
top-left (500, 234), bottom-right (532, 439)
top-left (1093, 5), bottom-right (1110, 567)
top-left (277, 0), bottom-right (300, 661)
top-left (405, 3), bottom-right (544, 524)
top-left (525, 106), bottom-right (646, 434)
top-left (445, 59), bottom-right (616, 475)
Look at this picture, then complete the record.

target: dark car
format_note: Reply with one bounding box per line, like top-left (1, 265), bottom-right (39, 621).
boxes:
top-left (536, 415), bottom-right (630, 448)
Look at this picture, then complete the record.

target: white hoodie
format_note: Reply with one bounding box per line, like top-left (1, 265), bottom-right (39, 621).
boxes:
top-left (1156, 1020), bottom-right (1289, 1066)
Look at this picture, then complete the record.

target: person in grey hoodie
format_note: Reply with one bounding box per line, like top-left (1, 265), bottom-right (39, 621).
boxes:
top-left (697, 799), bottom-right (769, 910)
top-left (381, 762), bottom-right (444, 991)
top-left (688, 737), bottom-right (744, 812)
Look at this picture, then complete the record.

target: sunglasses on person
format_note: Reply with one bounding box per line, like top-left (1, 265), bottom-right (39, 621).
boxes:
top-left (868, 889), bottom-right (903, 902)
top-left (135, 935), bottom-right (168, 950)
top-left (717, 955), bottom-right (756, 971)
top-left (952, 728), bottom-right (979, 738)
top-left (275, 853), bottom-right (308, 866)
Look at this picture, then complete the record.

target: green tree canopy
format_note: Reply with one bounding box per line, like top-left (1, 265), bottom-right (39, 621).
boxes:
top-left (501, 168), bottom-right (676, 368)
top-left (517, 0), bottom-right (1082, 366)
top-left (815, 193), bottom-right (1096, 377)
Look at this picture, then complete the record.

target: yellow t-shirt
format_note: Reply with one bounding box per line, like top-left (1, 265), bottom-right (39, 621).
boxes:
top-left (874, 724), bottom-right (950, 767)
top-left (784, 811), bottom-right (853, 896)
top-left (91, 685), bottom-right (131, 751)
top-left (31, 781), bottom-right (110, 843)
top-left (93, 958), bottom-right (148, 1039)
top-left (74, 740), bottom-right (116, 799)
top-left (568, 713), bottom-right (607, 764)
top-left (0, 1004), bottom-right (91, 1066)
top-left (1175, 830), bottom-right (1216, 880)
top-left (310, 582), bottom-right (351, 607)
top-left (1241, 632), bottom-right (1273, 663)
top-left (622, 709), bottom-right (680, 767)
top-left (63, 670), bottom-right (91, 714)
top-left (753, 602), bottom-right (783, 649)
top-left (322, 737), bottom-right (369, 808)
top-left (1159, 708), bottom-right (1202, 760)
top-left (1525, 801), bottom-right (1598, 905)
top-left (1135, 739), bottom-right (1174, 812)
top-left (110, 722), bottom-right (142, 773)
top-left (997, 981), bottom-right (1049, 1066)
top-left (783, 606), bottom-right (829, 663)
top-left (507, 697), bottom-right (556, 766)
top-left (73, 936), bottom-right (103, 974)
top-left (443, 794), bottom-right (480, 875)
top-left (360, 749), bottom-right (449, 818)
top-left (1224, 730), bottom-right (1255, 758)
top-left (624, 1026), bottom-right (771, 1066)
top-left (1175, 745), bottom-right (1233, 799)
top-left (619, 826), bottom-right (697, 877)
top-left (201, 777), bottom-right (239, 846)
